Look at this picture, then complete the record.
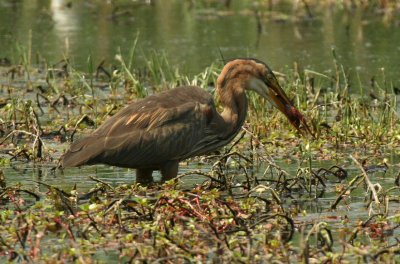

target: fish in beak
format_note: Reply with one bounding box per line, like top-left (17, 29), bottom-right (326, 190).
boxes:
top-left (249, 74), bottom-right (313, 137)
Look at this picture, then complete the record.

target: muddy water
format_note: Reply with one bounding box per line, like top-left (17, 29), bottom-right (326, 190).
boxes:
top-left (0, 1), bottom-right (399, 237)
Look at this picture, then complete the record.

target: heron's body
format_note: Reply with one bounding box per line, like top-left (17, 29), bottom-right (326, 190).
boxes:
top-left (62, 59), bottom-right (310, 183)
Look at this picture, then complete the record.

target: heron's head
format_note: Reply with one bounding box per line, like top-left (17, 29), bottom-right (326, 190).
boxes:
top-left (218, 58), bottom-right (312, 136)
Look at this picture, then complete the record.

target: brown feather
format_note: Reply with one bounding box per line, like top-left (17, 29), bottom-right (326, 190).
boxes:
top-left (61, 58), bottom-right (311, 182)
top-left (61, 86), bottom-right (219, 168)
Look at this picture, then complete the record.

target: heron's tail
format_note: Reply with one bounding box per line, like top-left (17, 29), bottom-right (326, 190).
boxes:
top-left (61, 137), bottom-right (102, 167)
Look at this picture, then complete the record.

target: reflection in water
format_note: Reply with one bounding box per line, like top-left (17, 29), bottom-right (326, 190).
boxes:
top-left (1, 0), bottom-right (400, 208)
top-left (3, 162), bottom-right (133, 192)
top-left (0, 0), bottom-right (399, 86)
top-left (50, 0), bottom-right (74, 57)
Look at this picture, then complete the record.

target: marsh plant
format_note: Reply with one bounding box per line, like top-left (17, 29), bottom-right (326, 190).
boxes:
top-left (0, 49), bottom-right (399, 262)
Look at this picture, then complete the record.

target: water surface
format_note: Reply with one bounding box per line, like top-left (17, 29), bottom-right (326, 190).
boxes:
top-left (0, 0), bottom-right (399, 86)
top-left (0, 1), bottom-right (399, 233)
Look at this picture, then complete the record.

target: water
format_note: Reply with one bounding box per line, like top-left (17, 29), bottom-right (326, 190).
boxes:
top-left (0, 0), bottom-right (400, 86)
top-left (0, 0), bottom-right (399, 199)
top-left (1, 2), bottom-right (399, 260)
top-left (1, 157), bottom-right (214, 192)
top-left (0, 0), bottom-right (399, 232)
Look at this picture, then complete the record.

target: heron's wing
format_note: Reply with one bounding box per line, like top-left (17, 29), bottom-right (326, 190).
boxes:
top-left (88, 85), bottom-right (212, 135)
top-left (62, 86), bottom-right (219, 167)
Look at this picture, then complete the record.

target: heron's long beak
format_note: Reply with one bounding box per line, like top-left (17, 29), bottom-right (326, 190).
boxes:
top-left (249, 77), bottom-right (313, 137)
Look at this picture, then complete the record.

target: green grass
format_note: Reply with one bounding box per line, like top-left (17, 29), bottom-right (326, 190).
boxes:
top-left (0, 50), bottom-right (399, 262)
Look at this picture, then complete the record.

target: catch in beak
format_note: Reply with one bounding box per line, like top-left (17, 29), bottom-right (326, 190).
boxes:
top-left (249, 74), bottom-right (313, 137)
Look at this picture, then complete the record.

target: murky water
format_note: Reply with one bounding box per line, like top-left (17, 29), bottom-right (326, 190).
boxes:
top-left (2, 157), bottom-right (213, 191)
top-left (1, 0), bottom-right (400, 85)
top-left (2, 147), bottom-right (398, 216)
top-left (0, 1), bottom-right (399, 231)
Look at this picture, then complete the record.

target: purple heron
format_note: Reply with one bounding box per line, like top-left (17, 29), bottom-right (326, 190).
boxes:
top-left (61, 58), bottom-right (311, 183)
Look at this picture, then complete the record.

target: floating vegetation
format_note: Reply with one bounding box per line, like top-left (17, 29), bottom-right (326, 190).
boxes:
top-left (0, 163), bottom-right (399, 262)
top-left (0, 49), bottom-right (400, 262)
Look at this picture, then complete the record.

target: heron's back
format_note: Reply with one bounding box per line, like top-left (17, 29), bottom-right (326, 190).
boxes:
top-left (61, 86), bottom-right (217, 168)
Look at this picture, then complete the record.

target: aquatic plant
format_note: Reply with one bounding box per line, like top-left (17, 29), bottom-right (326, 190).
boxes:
top-left (0, 50), bottom-right (399, 262)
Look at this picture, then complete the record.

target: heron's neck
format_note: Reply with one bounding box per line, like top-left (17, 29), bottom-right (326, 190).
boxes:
top-left (218, 82), bottom-right (248, 136)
